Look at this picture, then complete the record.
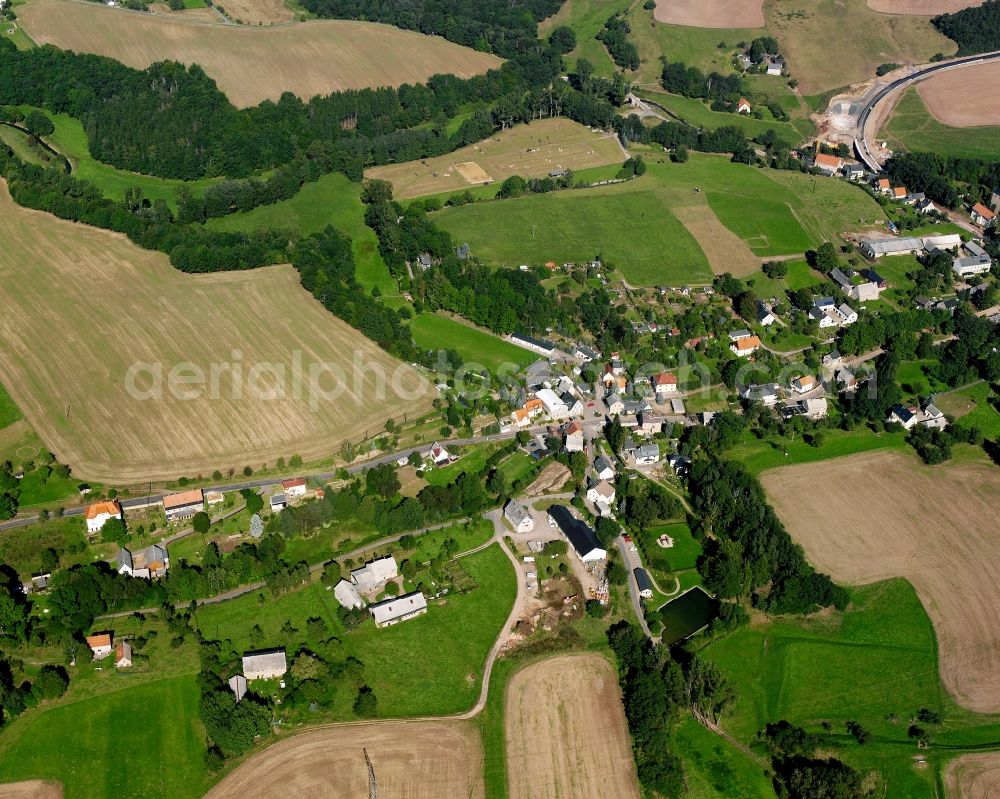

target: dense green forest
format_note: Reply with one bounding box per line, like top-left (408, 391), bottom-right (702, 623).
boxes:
top-left (933, 0), bottom-right (1000, 54)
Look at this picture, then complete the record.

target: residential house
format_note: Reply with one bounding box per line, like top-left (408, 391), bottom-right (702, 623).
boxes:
top-left (651, 372), bottom-right (678, 398)
top-left (116, 544), bottom-right (170, 579)
top-left (618, 414), bottom-right (640, 432)
top-left (667, 453), bottom-right (691, 476)
top-left (971, 202), bottom-right (996, 228)
top-left (730, 333), bottom-right (762, 357)
top-left (888, 402), bottom-right (948, 430)
top-left (547, 505), bottom-right (606, 563)
top-left (586, 480), bottom-right (616, 507)
top-left (228, 674), bottom-right (248, 702)
top-left (822, 350), bottom-right (843, 369)
top-left (621, 437), bottom-right (637, 458)
top-left (370, 592), bottom-right (428, 628)
top-left (504, 500), bottom-right (535, 533)
top-left (917, 197), bottom-right (939, 215)
top-left (536, 388), bottom-right (570, 419)
top-left (953, 240), bottom-right (992, 278)
top-left (84, 500), bottom-right (123, 536)
top-left (634, 443), bottom-right (660, 465)
top-left (20, 573), bottom-right (50, 595)
top-left (843, 163), bottom-right (865, 181)
top-left (242, 649), bottom-right (287, 681)
top-left (604, 392), bottom-right (625, 416)
top-left (791, 375), bottom-right (818, 394)
top-left (737, 97), bottom-right (752, 115)
top-left (162, 489), bottom-right (205, 522)
top-left (638, 411), bottom-right (665, 436)
top-left (797, 397), bottom-right (829, 420)
top-left (593, 456), bottom-right (615, 481)
top-left (922, 402), bottom-right (947, 429)
top-left (838, 303), bottom-right (858, 325)
top-left (115, 641), bottom-right (132, 669)
top-left (810, 304), bottom-right (840, 328)
top-left (334, 579), bottom-right (365, 610)
top-left (511, 397), bottom-right (543, 427)
top-left (766, 56), bottom-right (784, 75)
top-left (741, 383), bottom-right (781, 406)
top-left (813, 152), bottom-right (843, 175)
top-left (875, 177), bottom-right (892, 194)
top-left (416, 253), bottom-right (433, 270)
top-left (623, 398), bottom-right (652, 416)
top-left (427, 441), bottom-right (452, 465)
top-left (281, 477), bottom-right (307, 499)
top-left (633, 568), bottom-right (653, 599)
top-left (892, 186), bottom-right (907, 201)
top-left (351, 556), bottom-right (399, 592)
top-left (756, 300), bottom-right (775, 326)
top-left (205, 490), bottom-right (224, 506)
top-left (905, 192), bottom-right (926, 206)
top-left (510, 333), bottom-right (557, 357)
top-left (560, 391), bottom-right (584, 417)
top-left (86, 632), bottom-right (113, 660)
top-left (563, 421), bottom-right (585, 452)
top-left (269, 494), bottom-right (287, 512)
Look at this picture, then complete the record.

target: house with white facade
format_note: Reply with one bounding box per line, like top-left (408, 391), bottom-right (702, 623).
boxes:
top-left (242, 649), bottom-right (287, 681)
top-left (84, 500), bottom-right (123, 536)
top-left (370, 592), bottom-right (428, 628)
top-left (503, 500), bottom-right (534, 533)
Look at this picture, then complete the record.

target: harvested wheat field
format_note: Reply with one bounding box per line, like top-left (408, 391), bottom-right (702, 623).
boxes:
top-left (505, 653), bottom-right (640, 799)
top-left (654, 0), bottom-right (765, 28)
top-left (0, 783), bottom-right (62, 799)
top-left (917, 61), bottom-right (1000, 127)
top-left (0, 182), bottom-right (432, 483)
top-left (203, 720), bottom-right (483, 799)
top-left (212, 0), bottom-right (293, 25)
top-left (867, 0), bottom-right (984, 13)
top-left (945, 752), bottom-right (1000, 799)
top-left (761, 450), bottom-right (1000, 713)
top-left (18, 0), bottom-right (503, 107)
top-left (672, 205), bottom-right (760, 277)
top-left (366, 118), bottom-right (626, 200)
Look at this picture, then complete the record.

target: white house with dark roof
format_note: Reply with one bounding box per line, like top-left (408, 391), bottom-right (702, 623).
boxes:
top-left (503, 499), bottom-right (534, 534)
top-left (242, 649), bottom-right (287, 681)
top-left (370, 592), bottom-right (428, 628)
top-left (593, 456), bottom-right (615, 481)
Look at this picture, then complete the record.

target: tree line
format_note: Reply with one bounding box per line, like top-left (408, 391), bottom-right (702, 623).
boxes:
top-left (933, 0), bottom-right (1000, 54)
top-left (884, 150), bottom-right (1000, 209)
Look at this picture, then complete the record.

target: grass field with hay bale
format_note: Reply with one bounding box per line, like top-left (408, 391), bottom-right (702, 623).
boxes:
top-left (365, 118), bottom-right (626, 200)
top-left (434, 154), bottom-right (885, 285)
top-left (881, 87), bottom-right (1000, 160)
top-left (504, 653), bottom-right (640, 799)
top-left (0, 181), bottom-right (432, 483)
top-left (761, 449), bottom-right (1000, 713)
top-left (18, 0), bottom-right (504, 107)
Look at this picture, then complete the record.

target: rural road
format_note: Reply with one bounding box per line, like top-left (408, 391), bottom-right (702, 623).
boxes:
top-left (0, 426), bottom-right (553, 533)
top-left (854, 49), bottom-right (1000, 172)
top-left (617, 535), bottom-right (652, 640)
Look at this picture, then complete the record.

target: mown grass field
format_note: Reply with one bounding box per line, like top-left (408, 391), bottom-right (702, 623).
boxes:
top-left (196, 543), bottom-right (516, 717)
top-left (205, 171), bottom-right (395, 295)
top-left (728, 427), bottom-right (909, 475)
top-left (410, 313), bottom-right (535, 372)
top-left (435, 154), bottom-right (885, 286)
top-left (641, 89), bottom-right (810, 143)
top-left (19, 0), bottom-right (504, 107)
top-left (366, 118), bottom-right (625, 200)
top-left (703, 579), bottom-right (951, 796)
top-left (673, 717), bottom-right (775, 798)
top-left (744, 258), bottom-right (822, 298)
top-left (881, 87), bottom-right (1000, 160)
top-left (0, 182), bottom-right (431, 483)
top-left (936, 382), bottom-right (1000, 439)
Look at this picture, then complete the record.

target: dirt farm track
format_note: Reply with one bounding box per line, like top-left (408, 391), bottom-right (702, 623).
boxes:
top-left (762, 450), bottom-right (1000, 713)
top-left (18, 0), bottom-right (503, 107)
top-left (202, 720), bottom-right (484, 799)
top-left (505, 653), bottom-right (640, 799)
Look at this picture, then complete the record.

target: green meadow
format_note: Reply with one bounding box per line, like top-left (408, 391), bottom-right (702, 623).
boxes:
top-left (728, 428), bottom-right (910, 475)
top-left (642, 90), bottom-right (808, 144)
top-left (195, 542), bottom-right (516, 717)
top-left (882, 88), bottom-right (1000, 161)
top-left (435, 155), bottom-right (885, 286)
top-left (410, 313), bottom-right (535, 372)
top-left (673, 716), bottom-right (775, 799)
top-left (204, 171), bottom-right (396, 294)
top-left (700, 579), bottom-right (1000, 796)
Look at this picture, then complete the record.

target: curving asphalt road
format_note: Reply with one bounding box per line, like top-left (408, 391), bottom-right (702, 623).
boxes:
top-left (854, 49), bottom-right (1000, 172)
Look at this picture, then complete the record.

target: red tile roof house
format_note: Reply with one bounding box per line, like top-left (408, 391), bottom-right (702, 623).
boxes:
top-left (86, 632), bottom-right (113, 660)
top-left (281, 477), bottom-right (307, 499)
top-left (737, 97), bottom-right (752, 115)
top-left (812, 152), bottom-right (843, 175)
top-left (971, 202), bottom-right (996, 228)
top-left (651, 372), bottom-right (678, 397)
top-left (84, 499), bottom-right (123, 536)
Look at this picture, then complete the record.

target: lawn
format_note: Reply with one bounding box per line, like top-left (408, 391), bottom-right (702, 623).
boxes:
top-left (0, 381), bottom-right (22, 429)
top-left (204, 171), bottom-right (396, 295)
top-left (701, 580), bottom-right (958, 796)
top-left (744, 259), bottom-right (822, 300)
top-left (673, 717), bottom-right (775, 799)
top-left (707, 191), bottom-right (812, 256)
top-left (936, 382), bottom-right (1000, 440)
top-left (0, 675), bottom-right (207, 799)
top-left (21, 108), bottom-right (219, 209)
top-left (881, 87), bottom-right (1000, 161)
top-left (197, 543), bottom-right (516, 718)
top-left (410, 313), bottom-right (535, 373)
top-left (0, 515), bottom-right (88, 575)
top-left (435, 154), bottom-right (884, 286)
top-left (897, 359), bottom-right (947, 400)
top-left (435, 187), bottom-right (713, 286)
top-left (424, 443), bottom-right (503, 487)
top-left (728, 427), bottom-right (909, 475)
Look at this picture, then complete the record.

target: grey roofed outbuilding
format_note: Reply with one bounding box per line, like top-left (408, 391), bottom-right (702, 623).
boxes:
top-left (633, 567), bottom-right (653, 594)
top-left (594, 455), bottom-right (615, 475)
top-left (334, 579), bottom-right (365, 610)
top-left (228, 674), bottom-right (248, 702)
top-left (830, 268), bottom-right (852, 290)
top-left (116, 548), bottom-right (133, 572)
top-left (860, 236), bottom-right (924, 256)
top-left (635, 443), bottom-right (660, 461)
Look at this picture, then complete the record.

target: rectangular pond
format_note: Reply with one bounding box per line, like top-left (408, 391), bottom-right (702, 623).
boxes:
top-left (658, 586), bottom-right (719, 646)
